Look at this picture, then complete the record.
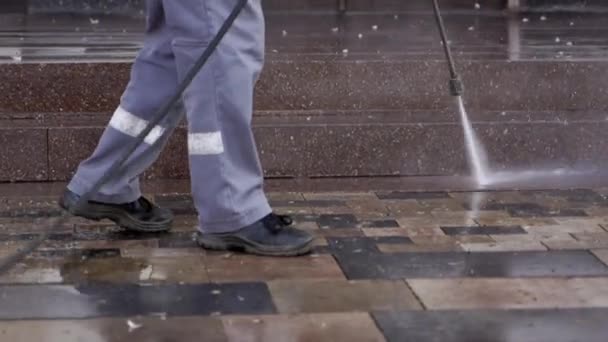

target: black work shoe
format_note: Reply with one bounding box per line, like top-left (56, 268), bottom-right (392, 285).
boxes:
top-left (59, 189), bottom-right (173, 233)
top-left (196, 213), bottom-right (313, 257)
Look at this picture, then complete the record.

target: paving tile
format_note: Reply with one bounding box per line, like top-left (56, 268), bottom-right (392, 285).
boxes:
top-left (154, 194), bottom-right (197, 215)
top-left (491, 233), bottom-right (574, 243)
top-left (384, 200), bottom-right (428, 217)
top-left (524, 223), bottom-right (605, 235)
top-left (326, 237), bottom-right (379, 254)
top-left (268, 279), bottom-right (422, 313)
top-left (475, 216), bottom-right (558, 227)
top-left (572, 232), bottom-right (608, 242)
top-left (303, 192), bottom-right (378, 201)
top-left (418, 198), bottom-right (466, 212)
top-left (407, 277), bottom-right (608, 310)
top-left (362, 228), bottom-right (410, 238)
top-left (308, 228), bottom-right (364, 239)
top-left (267, 192), bottom-right (305, 202)
top-left (591, 249), bottom-right (608, 265)
top-left (311, 206), bottom-right (356, 215)
top-left (432, 211), bottom-right (488, 225)
top-left (333, 251), bottom-right (608, 279)
top-left (411, 235), bottom-right (494, 245)
top-left (0, 259), bottom-right (63, 284)
top-left (206, 254), bottom-right (345, 282)
top-left (345, 199), bottom-right (390, 218)
top-left (377, 243), bottom-right (463, 253)
top-left (0, 283), bottom-right (276, 319)
top-left (121, 247), bottom-right (205, 258)
top-left (543, 239), bottom-right (608, 250)
top-left (373, 309), bottom-right (608, 342)
top-left (223, 313), bottom-right (385, 342)
top-left (377, 191), bottom-right (450, 200)
top-left (318, 214), bottom-right (358, 229)
top-left (143, 257), bottom-right (208, 284)
top-left (441, 225), bottom-right (526, 235)
top-left (0, 316), bottom-right (228, 342)
top-left (460, 240), bottom-right (547, 252)
top-left (356, 219), bottom-right (400, 229)
top-left (53, 239), bottom-right (159, 250)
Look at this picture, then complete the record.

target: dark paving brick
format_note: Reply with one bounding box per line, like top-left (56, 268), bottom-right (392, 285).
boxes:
top-left (35, 248), bottom-right (121, 259)
top-left (326, 236), bottom-right (413, 256)
top-left (318, 214), bottom-right (358, 229)
top-left (441, 225), bottom-right (527, 235)
top-left (0, 283), bottom-right (276, 320)
top-left (374, 309), bottom-right (608, 342)
top-left (358, 219), bottom-right (400, 228)
top-left (377, 192), bottom-right (450, 200)
top-left (334, 251), bottom-right (608, 279)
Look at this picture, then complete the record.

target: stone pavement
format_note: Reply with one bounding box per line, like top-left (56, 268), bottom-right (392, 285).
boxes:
top-left (1, 183), bottom-right (608, 341)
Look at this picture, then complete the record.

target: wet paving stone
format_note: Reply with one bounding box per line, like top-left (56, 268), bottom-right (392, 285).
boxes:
top-left (223, 313), bottom-right (385, 342)
top-left (441, 225), bottom-right (527, 235)
top-left (407, 277), bottom-right (608, 310)
top-left (268, 279), bottom-right (422, 314)
top-left (333, 251), bottom-right (608, 279)
top-left (0, 316), bottom-right (228, 342)
top-left (373, 309), bottom-right (608, 342)
top-left (357, 219), bottom-right (400, 228)
top-left (206, 254), bottom-right (345, 282)
top-left (592, 249), bottom-right (608, 266)
top-left (318, 214), bottom-right (358, 229)
top-left (377, 192), bottom-right (450, 200)
top-left (0, 283), bottom-right (276, 319)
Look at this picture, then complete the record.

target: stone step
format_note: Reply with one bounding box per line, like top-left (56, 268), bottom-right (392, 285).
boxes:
top-left (22, 0), bottom-right (507, 16)
top-left (1, 109), bottom-right (606, 182)
top-left (2, 12), bottom-right (607, 113)
top-left (518, 0), bottom-right (608, 12)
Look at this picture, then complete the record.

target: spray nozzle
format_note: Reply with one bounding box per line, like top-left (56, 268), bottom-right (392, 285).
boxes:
top-left (449, 77), bottom-right (464, 97)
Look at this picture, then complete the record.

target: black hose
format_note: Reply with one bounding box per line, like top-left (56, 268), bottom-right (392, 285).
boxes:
top-left (431, 0), bottom-right (464, 96)
top-left (0, 0), bottom-right (249, 275)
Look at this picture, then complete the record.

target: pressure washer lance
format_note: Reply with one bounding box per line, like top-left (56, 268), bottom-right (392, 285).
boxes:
top-left (432, 0), bottom-right (464, 97)
top-left (0, 0), bottom-right (249, 275)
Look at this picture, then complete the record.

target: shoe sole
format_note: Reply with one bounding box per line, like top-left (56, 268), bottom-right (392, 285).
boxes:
top-left (196, 234), bottom-right (313, 257)
top-left (60, 201), bottom-right (173, 233)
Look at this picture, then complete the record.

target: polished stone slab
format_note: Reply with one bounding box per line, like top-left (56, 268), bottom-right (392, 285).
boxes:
top-left (374, 308), bottom-right (608, 342)
top-left (441, 225), bottom-right (527, 235)
top-left (407, 277), bottom-right (608, 310)
top-left (268, 279), bottom-right (422, 313)
top-left (0, 283), bottom-right (276, 320)
top-left (334, 250), bottom-right (608, 279)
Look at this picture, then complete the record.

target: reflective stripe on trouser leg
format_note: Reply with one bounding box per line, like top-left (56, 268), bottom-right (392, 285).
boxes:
top-left (163, 0), bottom-right (271, 233)
top-left (68, 0), bottom-right (182, 204)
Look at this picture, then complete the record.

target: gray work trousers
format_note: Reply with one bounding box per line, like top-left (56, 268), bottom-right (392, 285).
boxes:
top-left (67, 0), bottom-right (271, 233)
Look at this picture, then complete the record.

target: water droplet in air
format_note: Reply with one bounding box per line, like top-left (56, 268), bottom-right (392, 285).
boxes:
top-left (474, 3), bottom-right (481, 9)
top-left (331, 27), bottom-right (339, 33)
top-left (540, 15), bottom-right (547, 21)
top-left (566, 41), bottom-right (573, 46)
top-left (554, 37), bottom-right (561, 43)
top-left (468, 26), bottom-right (475, 31)
top-left (358, 33), bottom-right (363, 39)
top-left (372, 25), bottom-right (378, 31)
top-left (89, 18), bottom-right (99, 25)
top-left (282, 30), bottom-right (288, 37)
top-left (522, 17), bottom-right (529, 23)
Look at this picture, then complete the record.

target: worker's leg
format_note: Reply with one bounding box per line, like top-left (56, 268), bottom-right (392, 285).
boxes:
top-left (162, 0), bottom-right (312, 255)
top-left (67, 0), bottom-right (182, 203)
